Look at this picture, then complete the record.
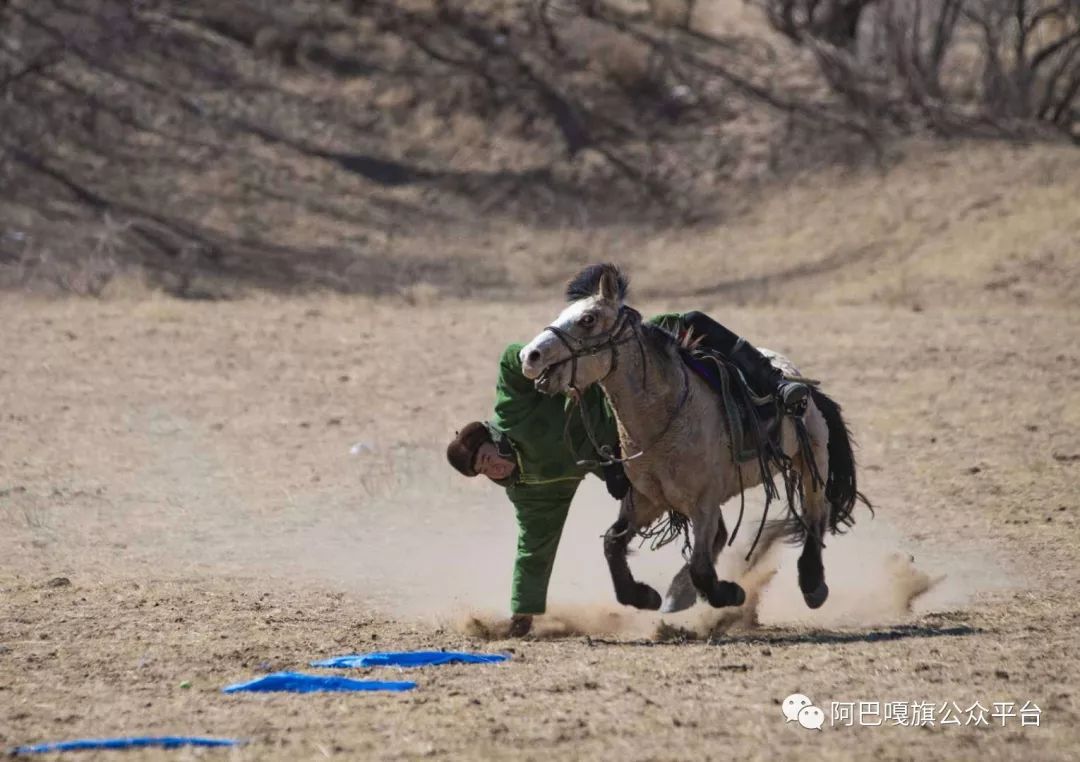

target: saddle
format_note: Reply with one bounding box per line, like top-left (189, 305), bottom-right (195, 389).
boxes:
top-left (638, 345), bottom-right (826, 560)
top-left (639, 347), bottom-right (825, 559)
top-left (681, 347), bottom-right (784, 465)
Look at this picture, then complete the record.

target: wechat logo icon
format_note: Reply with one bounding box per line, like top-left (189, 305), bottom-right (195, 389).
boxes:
top-left (783, 693), bottom-right (825, 730)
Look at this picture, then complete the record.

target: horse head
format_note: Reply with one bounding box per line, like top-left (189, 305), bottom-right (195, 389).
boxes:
top-left (520, 263), bottom-right (635, 395)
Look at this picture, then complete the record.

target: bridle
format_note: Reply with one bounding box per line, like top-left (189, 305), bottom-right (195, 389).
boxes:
top-left (541, 305), bottom-right (691, 467)
top-left (542, 305), bottom-right (642, 392)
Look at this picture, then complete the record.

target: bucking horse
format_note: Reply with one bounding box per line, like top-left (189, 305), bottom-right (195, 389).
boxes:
top-left (519, 263), bottom-right (870, 614)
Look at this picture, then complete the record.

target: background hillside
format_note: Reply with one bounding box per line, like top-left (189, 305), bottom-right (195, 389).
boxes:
top-left (2, 0), bottom-right (1077, 302)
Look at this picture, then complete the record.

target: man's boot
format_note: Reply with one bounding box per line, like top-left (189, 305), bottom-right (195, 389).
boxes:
top-left (508, 614), bottom-right (533, 638)
top-left (728, 339), bottom-right (809, 414)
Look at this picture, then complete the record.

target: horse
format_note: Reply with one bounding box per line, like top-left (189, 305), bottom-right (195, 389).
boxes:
top-left (518, 263), bottom-right (868, 614)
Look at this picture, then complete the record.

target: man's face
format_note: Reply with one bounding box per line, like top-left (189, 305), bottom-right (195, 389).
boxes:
top-left (474, 442), bottom-right (515, 481)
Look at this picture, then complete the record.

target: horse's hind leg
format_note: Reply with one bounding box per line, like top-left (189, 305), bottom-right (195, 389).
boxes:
top-left (795, 415), bottom-right (831, 609)
top-left (688, 505), bottom-right (745, 608)
top-left (798, 531), bottom-right (827, 609)
top-left (604, 493), bottom-right (662, 610)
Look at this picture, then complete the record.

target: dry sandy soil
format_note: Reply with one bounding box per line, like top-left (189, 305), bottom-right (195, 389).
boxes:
top-left (2, 143), bottom-right (1079, 760)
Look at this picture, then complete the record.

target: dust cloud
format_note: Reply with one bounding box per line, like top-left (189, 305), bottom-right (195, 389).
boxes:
top-left (6, 421), bottom-right (1010, 639)
top-left (369, 472), bottom-right (1014, 639)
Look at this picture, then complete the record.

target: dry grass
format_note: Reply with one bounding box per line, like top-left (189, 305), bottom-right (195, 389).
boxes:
top-left (1, 264), bottom-right (1078, 758)
top-left (428, 140), bottom-right (1080, 315)
top-left (1, 54), bottom-right (1079, 758)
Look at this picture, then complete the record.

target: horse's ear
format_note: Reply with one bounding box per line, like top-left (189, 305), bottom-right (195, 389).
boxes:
top-left (598, 268), bottom-right (621, 302)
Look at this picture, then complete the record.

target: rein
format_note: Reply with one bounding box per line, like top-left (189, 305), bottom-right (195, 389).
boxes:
top-left (545, 307), bottom-right (691, 467)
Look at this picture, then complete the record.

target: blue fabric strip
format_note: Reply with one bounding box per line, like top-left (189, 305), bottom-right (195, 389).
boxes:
top-left (9, 737), bottom-right (242, 755)
top-left (222, 671), bottom-right (415, 693)
top-left (311, 651), bottom-right (510, 669)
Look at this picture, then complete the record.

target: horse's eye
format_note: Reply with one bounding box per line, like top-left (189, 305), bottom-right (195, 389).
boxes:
top-left (579, 314), bottom-right (596, 328)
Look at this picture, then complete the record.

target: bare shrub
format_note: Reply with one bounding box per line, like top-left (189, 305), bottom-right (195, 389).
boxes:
top-left (6, 0), bottom-right (1070, 296)
top-left (0, 0), bottom-right (882, 299)
top-left (761, 0), bottom-right (875, 48)
top-left (757, 0), bottom-right (1080, 139)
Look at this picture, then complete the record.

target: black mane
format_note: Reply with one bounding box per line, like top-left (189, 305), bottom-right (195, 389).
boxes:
top-left (565, 263), bottom-right (629, 302)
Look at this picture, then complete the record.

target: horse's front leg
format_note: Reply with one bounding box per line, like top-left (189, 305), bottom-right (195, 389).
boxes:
top-left (604, 492), bottom-right (662, 611)
top-left (661, 517), bottom-right (728, 613)
top-left (688, 504), bottom-right (745, 608)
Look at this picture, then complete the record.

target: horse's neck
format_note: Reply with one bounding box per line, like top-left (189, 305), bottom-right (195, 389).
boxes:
top-left (600, 335), bottom-right (684, 453)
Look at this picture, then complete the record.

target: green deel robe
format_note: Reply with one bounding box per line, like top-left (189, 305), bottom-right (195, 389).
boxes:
top-left (490, 313), bottom-right (685, 615)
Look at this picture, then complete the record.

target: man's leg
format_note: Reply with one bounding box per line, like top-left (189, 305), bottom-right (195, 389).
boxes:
top-left (506, 480), bottom-right (580, 633)
top-left (682, 311), bottom-right (808, 412)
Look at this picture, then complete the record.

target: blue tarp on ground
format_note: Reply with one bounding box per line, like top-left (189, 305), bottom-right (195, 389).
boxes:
top-left (9, 737), bottom-right (242, 755)
top-left (222, 671), bottom-right (416, 693)
top-left (311, 651), bottom-right (510, 669)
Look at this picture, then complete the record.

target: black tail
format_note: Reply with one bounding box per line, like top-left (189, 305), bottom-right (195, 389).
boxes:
top-left (810, 387), bottom-right (872, 534)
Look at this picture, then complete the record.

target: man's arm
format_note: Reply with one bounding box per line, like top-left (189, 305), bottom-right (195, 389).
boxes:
top-left (490, 343), bottom-right (541, 441)
top-left (647, 312), bottom-right (684, 333)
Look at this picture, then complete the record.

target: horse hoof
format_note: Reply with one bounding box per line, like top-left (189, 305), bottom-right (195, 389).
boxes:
top-left (635, 583), bottom-right (663, 611)
top-left (660, 589), bottom-right (697, 614)
top-left (709, 581), bottom-right (745, 608)
top-left (803, 581), bottom-right (829, 609)
top-left (661, 572), bottom-right (698, 613)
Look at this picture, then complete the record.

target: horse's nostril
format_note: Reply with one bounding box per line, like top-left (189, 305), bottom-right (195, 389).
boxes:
top-left (527, 350), bottom-right (541, 365)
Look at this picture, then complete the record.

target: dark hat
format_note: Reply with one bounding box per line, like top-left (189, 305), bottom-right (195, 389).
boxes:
top-left (446, 421), bottom-right (493, 477)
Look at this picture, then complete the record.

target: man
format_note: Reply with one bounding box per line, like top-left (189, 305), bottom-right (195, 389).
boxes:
top-left (446, 311), bottom-right (806, 637)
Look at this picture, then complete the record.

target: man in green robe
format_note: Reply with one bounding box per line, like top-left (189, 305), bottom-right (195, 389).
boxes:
top-left (446, 311), bottom-right (806, 636)
top-left (447, 342), bottom-right (625, 636)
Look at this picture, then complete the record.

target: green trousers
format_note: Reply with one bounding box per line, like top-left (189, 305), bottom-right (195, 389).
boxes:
top-left (506, 479), bottom-right (581, 615)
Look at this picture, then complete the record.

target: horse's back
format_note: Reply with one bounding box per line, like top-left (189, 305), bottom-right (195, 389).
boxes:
top-left (759, 347), bottom-right (800, 379)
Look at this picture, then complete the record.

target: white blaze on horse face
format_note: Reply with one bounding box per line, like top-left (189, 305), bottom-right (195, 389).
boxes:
top-left (519, 298), bottom-right (598, 381)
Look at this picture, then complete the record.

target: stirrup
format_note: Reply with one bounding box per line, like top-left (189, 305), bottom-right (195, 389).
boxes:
top-left (780, 382), bottom-right (809, 416)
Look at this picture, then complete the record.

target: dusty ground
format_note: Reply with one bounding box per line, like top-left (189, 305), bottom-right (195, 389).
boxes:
top-left (2, 144), bottom-right (1080, 760)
